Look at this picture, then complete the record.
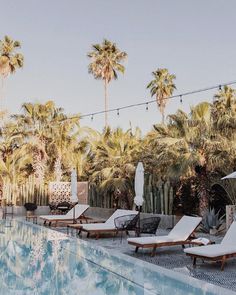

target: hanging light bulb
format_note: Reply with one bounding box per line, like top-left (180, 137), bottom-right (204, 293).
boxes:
top-left (117, 109), bottom-right (120, 116)
top-left (180, 95), bottom-right (183, 104)
top-left (91, 114), bottom-right (94, 121)
top-left (146, 103), bottom-right (149, 111)
top-left (219, 85), bottom-right (222, 91)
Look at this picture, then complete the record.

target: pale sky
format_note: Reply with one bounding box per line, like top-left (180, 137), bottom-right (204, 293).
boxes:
top-left (1, 0), bottom-right (236, 134)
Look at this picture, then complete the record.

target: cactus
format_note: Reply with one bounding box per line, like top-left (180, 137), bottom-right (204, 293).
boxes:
top-left (169, 186), bottom-right (174, 215)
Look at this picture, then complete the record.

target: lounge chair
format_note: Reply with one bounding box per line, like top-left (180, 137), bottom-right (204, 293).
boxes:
top-left (127, 215), bottom-right (202, 256)
top-left (184, 221), bottom-right (236, 271)
top-left (39, 204), bottom-right (89, 226)
top-left (72, 209), bottom-right (139, 239)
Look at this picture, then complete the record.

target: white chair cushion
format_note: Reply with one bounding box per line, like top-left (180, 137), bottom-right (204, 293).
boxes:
top-left (184, 244), bottom-right (236, 258)
top-left (128, 236), bottom-right (173, 245)
top-left (221, 222), bottom-right (236, 246)
top-left (168, 216), bottom-right (202, 241)
top-left (65, 204), bottom-right (89, 218)
top-left (81, 223), bottom-right (116, 231)
top-left (40, 204), bottom-right (89, 220)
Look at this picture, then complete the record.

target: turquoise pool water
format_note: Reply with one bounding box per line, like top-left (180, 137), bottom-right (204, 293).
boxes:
top-left (0, 220), bottom-right (234, 295)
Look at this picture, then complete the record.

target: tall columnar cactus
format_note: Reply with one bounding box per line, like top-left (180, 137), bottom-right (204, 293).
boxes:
top-left (169, 186), bottom-right (174, 215)
top-left (164, 181), bottom-right (169, 214)
top-left (2, 175), bottom-right (49, 205)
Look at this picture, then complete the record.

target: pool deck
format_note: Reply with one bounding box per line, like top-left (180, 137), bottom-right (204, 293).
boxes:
top-left (14, 216), bottom-right (236, 293)
top-left (60, 227), bottom-right (236, 293)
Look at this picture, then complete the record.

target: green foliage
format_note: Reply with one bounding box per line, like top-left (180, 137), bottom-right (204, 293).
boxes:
top-left (147, 68), bottom-right (176, 123)
top-left (1, 86), bottom-right (236, 212)
top-left (0, 35), bottom-right (24, 76)
top-left (88, 39), bottom-right (127, 126)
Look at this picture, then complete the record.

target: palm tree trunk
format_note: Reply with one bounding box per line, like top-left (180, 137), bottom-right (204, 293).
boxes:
top-left (54, 157), bottom-right (62, 182)
top-left (198, 175), bottom-right (209, 216)
top-left (33, 150), bottom-right (45, 187)
top-left (104, 79), bottom-right (108, 127)
top-left (161, 111), bottom-right (165, 124)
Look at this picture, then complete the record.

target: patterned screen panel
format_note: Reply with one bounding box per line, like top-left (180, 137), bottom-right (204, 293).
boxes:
top-left (48, 182), bottom-right (88, 205)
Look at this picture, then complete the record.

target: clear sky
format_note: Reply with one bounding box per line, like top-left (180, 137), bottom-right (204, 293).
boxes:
top-left (1, 0), bottom-right (236, 134)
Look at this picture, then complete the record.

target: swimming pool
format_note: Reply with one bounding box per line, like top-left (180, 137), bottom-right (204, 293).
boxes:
top-left (0, 220), bottom-right (234, 295)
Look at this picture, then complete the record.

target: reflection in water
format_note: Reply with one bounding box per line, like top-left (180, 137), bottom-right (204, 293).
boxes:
top-left (0, 220), bottom-right (224, 295)
top-left (0, 221), bottom-right (149, 295)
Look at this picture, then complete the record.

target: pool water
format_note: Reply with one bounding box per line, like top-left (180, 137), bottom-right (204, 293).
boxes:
top-left (0, 220), bottom-right (234, 295)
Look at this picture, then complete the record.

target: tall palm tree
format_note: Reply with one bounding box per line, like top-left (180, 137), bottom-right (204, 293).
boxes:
top-left (47, 114), bottom-right (80, 181)
top-left (88, 39), bottom-right (127, 127)
top-left (213, 85), bottom-right (236, 108)
top-left (213, 86), bottom-right (236, 138)
top-left (13, 101), bottom-right (59, 186)
top-left (0, 36), bottom-right (24, 110)
top-left (147, 68), bottom-right (176, 124)
top-left (0, 35), bottom-right (24, 77)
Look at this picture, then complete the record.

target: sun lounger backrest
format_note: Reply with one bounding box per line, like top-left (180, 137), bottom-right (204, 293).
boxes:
top-left (168, 216), bottom-right (202, 241)
top-left (221, 221), bottom-right (236, 245)
top-left (105, 209), bottom-right (138, 225)
top-left (65, 204), bottom-right (89, 218)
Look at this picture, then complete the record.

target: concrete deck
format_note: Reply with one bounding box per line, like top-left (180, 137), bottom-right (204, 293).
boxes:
top-left (8, 211), bottom-right (236, 293)
top-left (57, 226), bottom-right (236, 293)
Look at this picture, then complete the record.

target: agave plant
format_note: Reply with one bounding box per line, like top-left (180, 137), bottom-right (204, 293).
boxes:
top-left (200, 207), bottom-right (225, 233)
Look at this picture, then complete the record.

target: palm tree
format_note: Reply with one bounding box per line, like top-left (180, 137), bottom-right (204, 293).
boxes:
top-left (89, 127), bottom-right (141, 209)
top-left (213, 86), bottom-right (236, 138)
top-left (0, 36), bottom-right (24, 110)
top-left (144, 101), bottom-right (236, 216)
top-left (47, 114), bottom-right (81, 181)
top-left (13, 101), bottom-right (60, 186)
top-left (0, 35), bottom-right (24, 77)
top-left (147, 68), bottom-right (176, 124)
top-left (88, 39), bottom-right (127, 127)
top-left (213, 85), bottom-right (236, 108)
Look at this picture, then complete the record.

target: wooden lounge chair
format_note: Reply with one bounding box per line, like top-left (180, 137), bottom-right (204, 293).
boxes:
top-left (39, 204), bottom-right (89, 227)
top-left (74, 209), bottom-right (139, 239)
top-left (127, 215), bottom-right (202, 256)
top-left (184, 221), bottom-right (236, 271)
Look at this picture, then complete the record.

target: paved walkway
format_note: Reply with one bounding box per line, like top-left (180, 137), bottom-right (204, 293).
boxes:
top-left (16, 217), bottom-right (236, 292)
top-left (59, 227), bottom-right (236, 292)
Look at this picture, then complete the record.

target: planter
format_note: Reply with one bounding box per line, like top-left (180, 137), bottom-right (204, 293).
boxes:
top-left (226, 205), bottom-right (236, 230)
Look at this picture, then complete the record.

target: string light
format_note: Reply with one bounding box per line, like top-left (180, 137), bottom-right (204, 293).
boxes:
top-left (79, 80), bottom-right (236, 120)
top-left (1, 80), bottom-right (236, 129)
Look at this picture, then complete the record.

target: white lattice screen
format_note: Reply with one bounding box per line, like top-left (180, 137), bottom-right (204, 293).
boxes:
top-left (48, 182), bottom-right (88, 205)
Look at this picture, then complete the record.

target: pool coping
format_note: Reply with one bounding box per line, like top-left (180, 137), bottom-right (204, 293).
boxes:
top-left (7, 219), bottom-right (236, 295)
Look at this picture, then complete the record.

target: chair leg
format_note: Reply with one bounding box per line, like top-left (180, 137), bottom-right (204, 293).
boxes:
top-left (135, 246), bottom-right (139, 253)
top-left (151, 247), bottom-right (157, 257)
top-left (120, 231), bottom-right (123, 243)
top-left (193, 257), bottom-right (197, 267)
top-left (112, 230), bottom-right (116, 241)
top-left (221, 256), bottom-right (226, 271)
